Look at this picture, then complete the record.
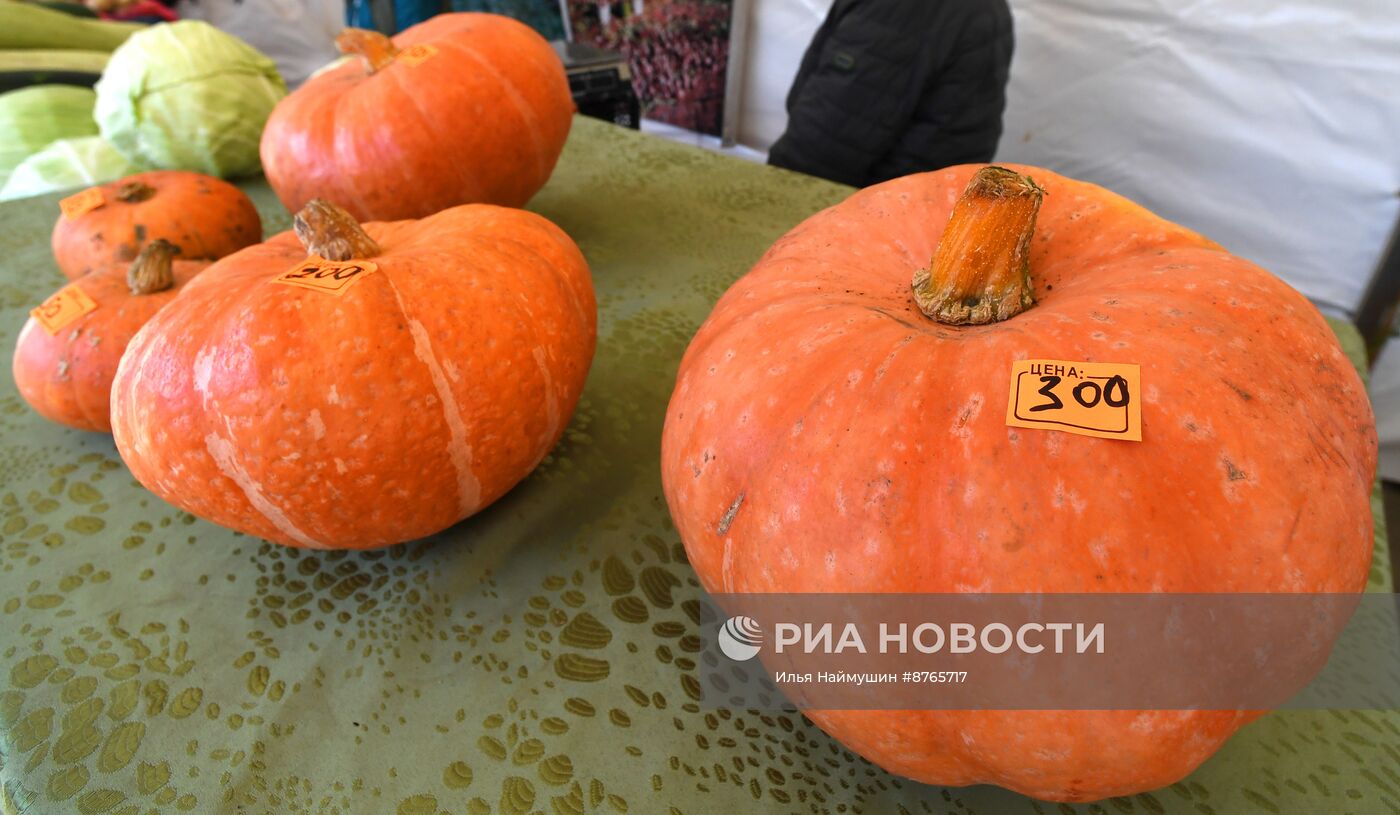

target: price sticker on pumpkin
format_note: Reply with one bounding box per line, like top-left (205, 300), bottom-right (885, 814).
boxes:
top-left (397, 43), bottom-right (438, 67)
top-left (31, 284), bottom-right (98, 335)
top-left (273, 256), bottom-right (379, 296)
top-left (59, 187), bottom-right (106, 219)
top-left (1005, 359), bottom-right (1142, 441)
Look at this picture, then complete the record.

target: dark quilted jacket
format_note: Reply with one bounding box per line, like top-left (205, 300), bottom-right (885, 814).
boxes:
top-left (768, 0), bottom-right (1014, 187)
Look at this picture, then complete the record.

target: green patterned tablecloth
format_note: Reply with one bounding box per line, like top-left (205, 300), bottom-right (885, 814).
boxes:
top-left (0, 117), bottom-right (1394, 815)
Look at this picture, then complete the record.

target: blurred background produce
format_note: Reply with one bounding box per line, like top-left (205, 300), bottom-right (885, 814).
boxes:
top-left (568, 0), bottom-right (732, 136)
top-left (0, 0), bottom-right (289, 196)
top-left (0, 49), bottom-right (108, 92)
top-left (0, 0), bottom-right (738, 190)
top-left (0, 84), bottom-right (96, 189)
top-left (0, 133), bottom-right (136, 199)
top-left (0, 0), bottom-right (142, 49)
top-left (93, 20), bottom-right (286, 178)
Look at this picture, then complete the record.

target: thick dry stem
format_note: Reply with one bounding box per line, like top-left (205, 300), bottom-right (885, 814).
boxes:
top-left (115, 180), bottom-right (156, 203)
top-left (337, 28), bottom-right (399, 73)
top-left (293, 199), bottom-right (381, 261)
top-left (128, 239), bottom-right (178, 295)
top-left (913, 166), bottom-right (1044, 325)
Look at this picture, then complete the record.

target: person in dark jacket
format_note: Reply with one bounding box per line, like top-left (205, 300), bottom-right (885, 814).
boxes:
top-left (768, 0), bottom-right (1013, 187)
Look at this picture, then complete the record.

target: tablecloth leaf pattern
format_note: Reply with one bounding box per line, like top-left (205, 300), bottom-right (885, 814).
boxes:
top-left (1, 118), bottom-right (1394, 815)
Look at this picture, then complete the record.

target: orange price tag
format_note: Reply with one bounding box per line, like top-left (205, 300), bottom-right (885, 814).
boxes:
top-left (31, 285), bottom-right (98, 335)
top-left (397, 43), bottom-right (438, 67)
top-left (59, 187), bottom-right (106, 219)
top-left (1005, 359), bottom-right (1142, 441)
top-left (272, 256), bottom-right (379, 296)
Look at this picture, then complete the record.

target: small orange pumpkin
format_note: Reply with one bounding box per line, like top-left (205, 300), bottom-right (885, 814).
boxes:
top-left (111, 199), bottom-right (595, 550)
top-left (661, 166), bottom-right (1377, 801)
top-left (259, 14), bottom-right (573, 222)
top-left (13, 240), bottom-right (206, 432)
top-left (51, 170), bottom-right (262, 280)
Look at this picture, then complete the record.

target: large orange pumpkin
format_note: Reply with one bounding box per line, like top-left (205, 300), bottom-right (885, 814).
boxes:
top-left (259, 14), bottom-right (573, 222)
top-left (660, 166), bottom-right (1377, 801)
top-left (13, 240), bottom-right (206, 432)
top-left (51, 170), bottom-right (261, 280)
top-left (111, 199), bottom-right (594, 550)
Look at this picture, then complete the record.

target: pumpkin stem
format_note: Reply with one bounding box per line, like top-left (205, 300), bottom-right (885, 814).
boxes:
top-left (293, 199), bottom-right (382, 261)
top-left (912, 166), bottom-right (1044, 325)
top-left (336, 28), bottom-right (399, 74)
top-left (128, 239), bottom-right (179, 295)
top-left (115, 180), bottom-right (156, 203)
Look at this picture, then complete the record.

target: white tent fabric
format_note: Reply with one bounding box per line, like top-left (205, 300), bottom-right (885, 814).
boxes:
top-left (735, 0), bottom-right (831, 151)
top-left (993, 0), bottom-right (1400, 318)
top-left (737, 0), bottom-right (1399, 315)
top-left (733, 0), bottom-right (1400, 474)
top-left (179, 0), bottom-right (342, 89)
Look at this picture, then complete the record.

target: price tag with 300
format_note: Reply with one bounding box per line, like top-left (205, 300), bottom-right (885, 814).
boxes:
top-left (1005, 359), bottom-right (1142, 441)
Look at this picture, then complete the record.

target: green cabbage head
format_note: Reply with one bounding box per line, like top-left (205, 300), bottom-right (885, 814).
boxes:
top-left (0, 85), bottom-right (99, 190)
top-left (0, 135), bottom-right (142, 202)
top-left (94, 20), bottom-right (287, 178)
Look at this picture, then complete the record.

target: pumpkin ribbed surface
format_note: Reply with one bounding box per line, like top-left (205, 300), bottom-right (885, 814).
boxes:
top-left (660, 164), bottom-right (1377, 801)
top-left (259, 13), bottom-right (573, 222)
top-left (111, 203), bottom-right (595, 549)
top-left (51, 170), bottom-right (261, 280)
top-left (14, 241), bottom-right (204, 432)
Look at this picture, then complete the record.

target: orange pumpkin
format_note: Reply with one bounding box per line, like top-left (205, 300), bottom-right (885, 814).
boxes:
top-left (111, 199), bottom-right (595, 550)
top-left (660, 166), bottom-right (1376, 801)
top-left (51, 170), bottom-right (261, 280)
top-left (13, 240), bottom-right (206, 432)
top-left (259, 14), bottom-right (573, 222)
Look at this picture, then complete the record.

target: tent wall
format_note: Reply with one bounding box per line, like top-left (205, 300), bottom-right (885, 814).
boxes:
top-left (734, 0), bottom-right (829, 150)
top-left (735, 0), bottom-right (1399, 318)
top-left (994, 0), bottom-right (1399, 318)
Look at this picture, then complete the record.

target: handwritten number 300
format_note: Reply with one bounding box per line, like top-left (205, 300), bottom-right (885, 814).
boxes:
top-left (1029, 375), bottom-right (1130, 413)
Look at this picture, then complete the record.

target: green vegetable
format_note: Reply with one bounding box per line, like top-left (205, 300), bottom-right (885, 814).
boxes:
top-left (0, 134), bottom-right (141, 201)
top-left (0, 48), bottom-right (109, 73)
top-left (94, 21), bottom-right (286, 178)
top-left (33, 2), bottom-right (98, 18)
top-left (0, 0), bottom-right (143, 51)
top-left (0, 48), bottom-right (109, 93)
top-left (0, 84), bottom-right (98, 188)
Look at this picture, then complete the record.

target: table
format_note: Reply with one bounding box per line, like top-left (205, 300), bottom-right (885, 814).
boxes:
top-left (0, 116), bottom-right (1393, 815)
